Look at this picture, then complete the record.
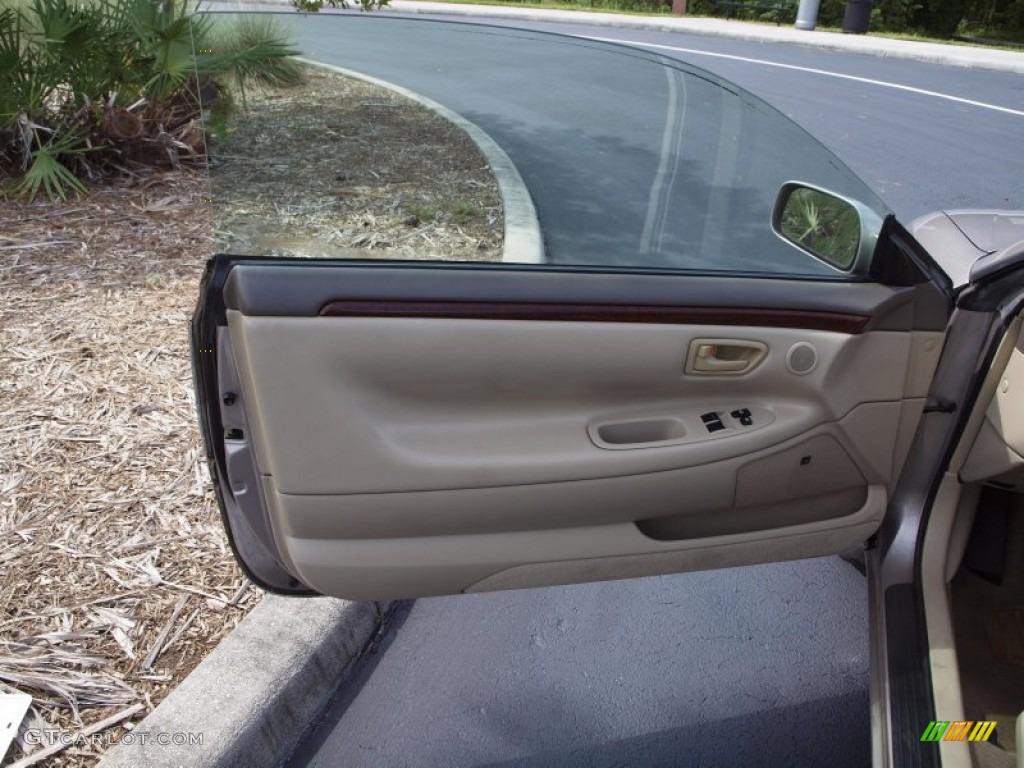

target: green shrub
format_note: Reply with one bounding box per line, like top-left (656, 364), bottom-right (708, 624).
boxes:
top-left (587, 0), bottom-right (671, 12)
top-left (0, 0), bottom-right (303, 200)
top-left (913, 0), bottom-right (967, 35)
top-left (291, 0), bottom-right (388, 13)
top-left (875, 0), bottom-right (921, 30)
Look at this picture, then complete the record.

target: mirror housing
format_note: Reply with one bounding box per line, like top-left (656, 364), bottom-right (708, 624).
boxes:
top-left (772, 182), bottom-right (883, 274)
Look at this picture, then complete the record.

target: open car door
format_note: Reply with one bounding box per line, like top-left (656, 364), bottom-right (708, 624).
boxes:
top-left (189, 16), bottom-right (953, 600)
top-left (191, 242), bottom-right (951, 600)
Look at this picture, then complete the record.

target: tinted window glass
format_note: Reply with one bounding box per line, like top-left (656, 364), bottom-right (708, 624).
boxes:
top-left (196, 14), bottom-right (890, 277)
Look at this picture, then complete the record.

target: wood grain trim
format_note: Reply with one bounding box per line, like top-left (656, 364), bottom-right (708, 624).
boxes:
top-left (318, 301), bottom-right (870, 334)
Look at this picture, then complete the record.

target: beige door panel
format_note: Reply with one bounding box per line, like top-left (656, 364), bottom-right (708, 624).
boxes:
top-left (279, 487), bottom-right (887, 600)
top-left (267, 420), bottom-right (882, 540)
top-left (228, 312), bottom-right (914, 495)
top-left (265, 420), bottom-right (886, 597)
top-left (217, 310), bottom-right (940, 598)
top-left (903, 330), bottom-right (946, 398)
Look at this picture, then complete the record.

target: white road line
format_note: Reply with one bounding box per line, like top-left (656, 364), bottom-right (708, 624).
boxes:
top-left (583, 35), bottom-right (1024, 118)
top-left (640, 66), bottom-right (685, 255)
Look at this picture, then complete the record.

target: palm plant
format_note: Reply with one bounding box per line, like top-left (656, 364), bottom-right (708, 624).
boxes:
top-left (0, 0), bottom-right (304, 200)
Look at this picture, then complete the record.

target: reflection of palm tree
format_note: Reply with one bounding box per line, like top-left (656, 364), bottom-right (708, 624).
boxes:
top-left (793, 195), bottom-right (821, 243)
top-left (782, 188), bottom-right (858, 269)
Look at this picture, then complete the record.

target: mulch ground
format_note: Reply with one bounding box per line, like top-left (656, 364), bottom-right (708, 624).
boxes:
top-left (0, 65), bottom-right (501, 766)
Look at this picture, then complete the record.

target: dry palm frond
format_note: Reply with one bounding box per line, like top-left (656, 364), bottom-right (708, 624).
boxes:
top-left (0, 66), bottom-right (502, 768)
top-left (0, 171), bottom-right (259, 765)
top-left (0, 639), bottom-right (139, 721)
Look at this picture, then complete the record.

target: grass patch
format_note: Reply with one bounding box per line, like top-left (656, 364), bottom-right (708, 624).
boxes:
top-left (404, 200), bottom-right (488, 226)
top-left (449, 199), bottom-right (487, 222)
top-left (407, 203), bottom-right (440, 222)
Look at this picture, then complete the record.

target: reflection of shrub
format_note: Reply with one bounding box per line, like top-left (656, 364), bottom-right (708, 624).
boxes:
top-left (0, 0), bottom-right (303, 200)
top-left (687, 0), bottom-right (787, 20)
top-left (491, 0), bottom-right (671, 11)
top-left (588, 0), bottom-right (670, 12)
top-left (815, 0), bottom-right (848, 26)
top-left (292, 0), bottom-right (388, 12)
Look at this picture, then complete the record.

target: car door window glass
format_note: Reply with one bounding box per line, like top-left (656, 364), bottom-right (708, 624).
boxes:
top-left (195, 14), bottom-right (891, 278)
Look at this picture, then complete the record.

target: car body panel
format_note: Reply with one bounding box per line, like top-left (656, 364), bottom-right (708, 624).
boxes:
top-left (912, 210), bottom-right (1024, 288)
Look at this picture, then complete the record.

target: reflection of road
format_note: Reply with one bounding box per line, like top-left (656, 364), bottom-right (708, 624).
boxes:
top-left (292, 19), bottom-right (666, 267)
top-left (571, 24), bottom-right (1024, 220)
top-left (285, 17), bottom-right (884, 274)
top-left (360, 12), bottom-right (1024, 220)
top-left (284, 14), bottom-right (1023, 264)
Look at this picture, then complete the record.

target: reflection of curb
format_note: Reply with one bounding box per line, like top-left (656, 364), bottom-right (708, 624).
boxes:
top-left (298, 57), bottom-right (544, 264)
top-left (97, 597), bottom-right (392, 768)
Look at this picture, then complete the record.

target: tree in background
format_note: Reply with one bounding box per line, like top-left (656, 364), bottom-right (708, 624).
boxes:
top-left (571, 0), bottom-right (1024, 39)
top-left (914, 0), bottom-right (968, 35)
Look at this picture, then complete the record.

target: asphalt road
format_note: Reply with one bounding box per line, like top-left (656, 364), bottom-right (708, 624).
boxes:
top-left (373, 12), bottom-right (1024, 217)
top-left (560, 21), bottom-right (1024, 216)
top-left (294, 558), bottom-right (869, 767)
top-left (283, 16), bottom-right (877, 272)
top-left (252, 16), bottom-right (1024, 767)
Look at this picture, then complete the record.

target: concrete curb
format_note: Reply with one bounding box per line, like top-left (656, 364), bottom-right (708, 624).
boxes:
top-left (297, 57), bottom-right (545, 264)
top-left (97, 596), bottom-right (391, 768)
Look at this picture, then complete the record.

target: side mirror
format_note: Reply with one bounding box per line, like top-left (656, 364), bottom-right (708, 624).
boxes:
top-left (772, 182), bottom-right (882, 273)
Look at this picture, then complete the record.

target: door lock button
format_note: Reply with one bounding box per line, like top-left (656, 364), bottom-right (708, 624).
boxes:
top-left (730, 408), bottom-right (753, 426)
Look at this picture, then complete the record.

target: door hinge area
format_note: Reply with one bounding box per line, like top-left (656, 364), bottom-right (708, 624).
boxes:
top-left (923, 398), bottom-right (957, 414)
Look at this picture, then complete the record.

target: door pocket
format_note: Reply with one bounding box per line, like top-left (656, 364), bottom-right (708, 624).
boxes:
top-left (637, 435), bottom-right (869, 540)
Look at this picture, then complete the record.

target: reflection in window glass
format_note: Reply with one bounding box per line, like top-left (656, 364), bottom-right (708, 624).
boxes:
top-left (195, 14), bottom-right (890, 277)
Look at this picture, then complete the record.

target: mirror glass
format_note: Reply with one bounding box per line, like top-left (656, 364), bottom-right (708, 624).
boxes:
top-left (777, 187), bottom-right (861, 270)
